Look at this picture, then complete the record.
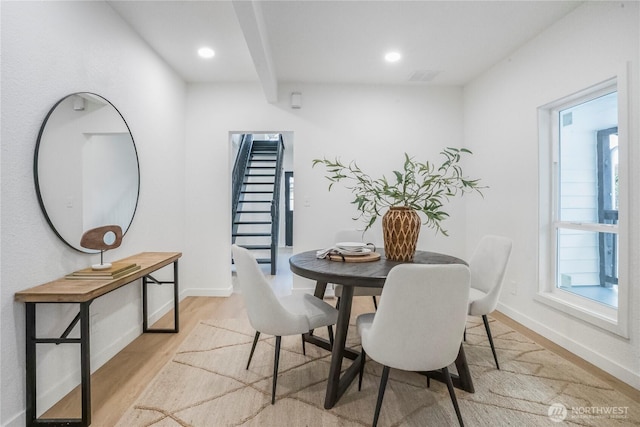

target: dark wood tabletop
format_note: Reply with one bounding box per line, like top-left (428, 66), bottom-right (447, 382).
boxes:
top-left (289, 249), bottom-right (467, 288)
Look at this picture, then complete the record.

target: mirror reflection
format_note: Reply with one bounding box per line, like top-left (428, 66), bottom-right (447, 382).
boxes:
top-left (35, 93), bottom-right (140, 253)
top-left (103, 231), bottom-right (117, 245)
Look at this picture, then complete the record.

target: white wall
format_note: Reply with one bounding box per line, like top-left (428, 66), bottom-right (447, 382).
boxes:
top-left (463, 1), bottom-right (639, 387)
top-left (184, 82), bottom-right (467, 293)
top-left (1, 1), bottom-right (186, 424)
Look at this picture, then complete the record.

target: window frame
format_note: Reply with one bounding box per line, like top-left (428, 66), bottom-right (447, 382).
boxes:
top-left (537, 69), bottom-right (630, 338)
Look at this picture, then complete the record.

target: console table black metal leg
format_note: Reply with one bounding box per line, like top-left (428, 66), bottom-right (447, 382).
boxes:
top-left (25, 303), bottom-right (36, 427)
top-left (143, 260), bottom-right (180, 333)
top-left (80, 302), bottom-right (91, 426)
top-left (25, 302), bottom-right (92, 426)
top-left (173, 260), bottom-right (179, 332)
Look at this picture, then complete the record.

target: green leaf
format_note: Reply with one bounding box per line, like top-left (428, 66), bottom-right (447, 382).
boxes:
top-left (311, 148), bottom-right (484, 236)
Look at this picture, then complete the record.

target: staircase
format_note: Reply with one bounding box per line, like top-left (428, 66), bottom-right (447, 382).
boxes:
top-left (232, 135), bottom-right (284, 275)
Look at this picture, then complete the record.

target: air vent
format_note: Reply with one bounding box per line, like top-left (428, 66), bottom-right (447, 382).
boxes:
top-left (408, 70), bottom-right (440, 82)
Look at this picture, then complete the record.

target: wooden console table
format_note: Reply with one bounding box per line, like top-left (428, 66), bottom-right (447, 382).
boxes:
top-left (15, 251), bottom-right (182, 427)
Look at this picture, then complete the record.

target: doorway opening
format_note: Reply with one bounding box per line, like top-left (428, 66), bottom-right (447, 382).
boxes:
top-left (230, 132), bottom-right (293, 276)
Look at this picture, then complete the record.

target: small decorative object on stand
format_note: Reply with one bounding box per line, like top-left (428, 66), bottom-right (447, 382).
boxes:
top-left (313, 148), bottom-right (485, 261)
top-left (79, 224), bottom-right (123, 270)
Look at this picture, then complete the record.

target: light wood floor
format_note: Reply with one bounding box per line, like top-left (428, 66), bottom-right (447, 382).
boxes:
top-left (44, 295), bottom-right (246, 425)
top-left (45, 295), bottom-right (640, 425)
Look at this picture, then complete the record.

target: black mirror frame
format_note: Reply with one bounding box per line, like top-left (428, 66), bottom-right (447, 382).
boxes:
top-left (33, 92), bottom-right (140, 253)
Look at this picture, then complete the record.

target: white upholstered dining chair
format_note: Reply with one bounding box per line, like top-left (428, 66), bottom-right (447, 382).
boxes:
top-left (467, 235), bottom-right (513, 370)
top-left (231, 244), bottom-right (339, 404)
top-left (357, 263), bottom-right (471, 427)
top-left (333, 229), bottom-right (382, 309)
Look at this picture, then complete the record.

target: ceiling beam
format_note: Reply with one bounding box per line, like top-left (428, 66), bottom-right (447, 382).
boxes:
top-left (232, 0), bottom-right (278, 103)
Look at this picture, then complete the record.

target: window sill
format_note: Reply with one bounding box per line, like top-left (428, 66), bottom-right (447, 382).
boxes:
top-left (534, 289), bottom-right (628, 338)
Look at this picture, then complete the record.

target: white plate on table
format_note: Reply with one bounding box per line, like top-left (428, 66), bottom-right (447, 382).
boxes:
top-left (335, 242), bottom-right (373, 256)
top-left (336, 241), bottom-right (367, 249)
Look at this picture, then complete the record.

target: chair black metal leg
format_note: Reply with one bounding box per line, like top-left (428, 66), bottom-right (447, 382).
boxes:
top-left (301, 334), bottom-right (306, 355)
top-left (442, 366), bottom-right (464, 427)
top-left (336, 297), bottom-right (341, 310)
top-left (358, 348), bottom-right (366, 391)
top-left (327, 325), bottom-right (334, 348)
top-left (463, 326), bottom-right (466, 342)
top-left (372, 296), bottom-right (378, 310)
top-left (272, 336), bottom-right (282, 404)
top-left (482, 315), bottom-right (500, 369)
top-left (373, 365), bottom-right (390, 427)
top-left (247, 331), bottom-right (260, 370)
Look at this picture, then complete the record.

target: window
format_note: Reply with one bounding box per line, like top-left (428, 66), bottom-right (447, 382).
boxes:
top-left (596, 128), bottom-right (618, 288)
top-left (538, 75), bottom-right (629, 337)
top-left (556, 93), bottom-right (618, 305)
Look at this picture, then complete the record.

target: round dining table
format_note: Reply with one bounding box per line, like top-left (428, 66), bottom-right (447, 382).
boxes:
top-left (289, 249), bottom-right (474, 410)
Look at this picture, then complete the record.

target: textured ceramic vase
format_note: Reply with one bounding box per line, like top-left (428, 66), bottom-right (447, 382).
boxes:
top-left (382, 206), bottom-right (421, 261)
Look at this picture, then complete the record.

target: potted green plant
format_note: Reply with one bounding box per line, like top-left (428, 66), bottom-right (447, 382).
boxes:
top-left (312, 147), bottom-right (485, 261)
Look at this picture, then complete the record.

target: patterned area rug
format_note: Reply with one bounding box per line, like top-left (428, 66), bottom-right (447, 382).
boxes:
top-left (117, 314), bottom-right (640, 426)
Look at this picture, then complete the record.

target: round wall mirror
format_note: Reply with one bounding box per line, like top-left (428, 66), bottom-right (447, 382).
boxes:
top-left (34, 93), bottom-right (140, 253)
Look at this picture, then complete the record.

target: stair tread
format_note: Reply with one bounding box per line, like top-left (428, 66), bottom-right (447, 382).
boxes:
top-left (233, 232), bottom-right (272, 237)
top-left (234, 221), bottom-right (272, 224)
top-left (237, 210), bottom-right (271, 213)
top-left (239, 245), bottom-right (272, 250)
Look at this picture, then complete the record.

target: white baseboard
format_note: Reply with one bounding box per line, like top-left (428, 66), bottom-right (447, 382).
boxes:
top-left (497, 302), bottom-right (640, 390)
top-left (3, 411), bottom-right (23, 427)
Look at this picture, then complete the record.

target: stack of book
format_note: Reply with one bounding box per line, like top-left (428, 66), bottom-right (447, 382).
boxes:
top-left (66, 262), bottom-right (141, 280)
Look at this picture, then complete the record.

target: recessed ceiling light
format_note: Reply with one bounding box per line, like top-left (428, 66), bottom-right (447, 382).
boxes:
top-left (384, 51), bottom-right (401, 63)
top-left (198, 47), bottom-right (215, 59)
